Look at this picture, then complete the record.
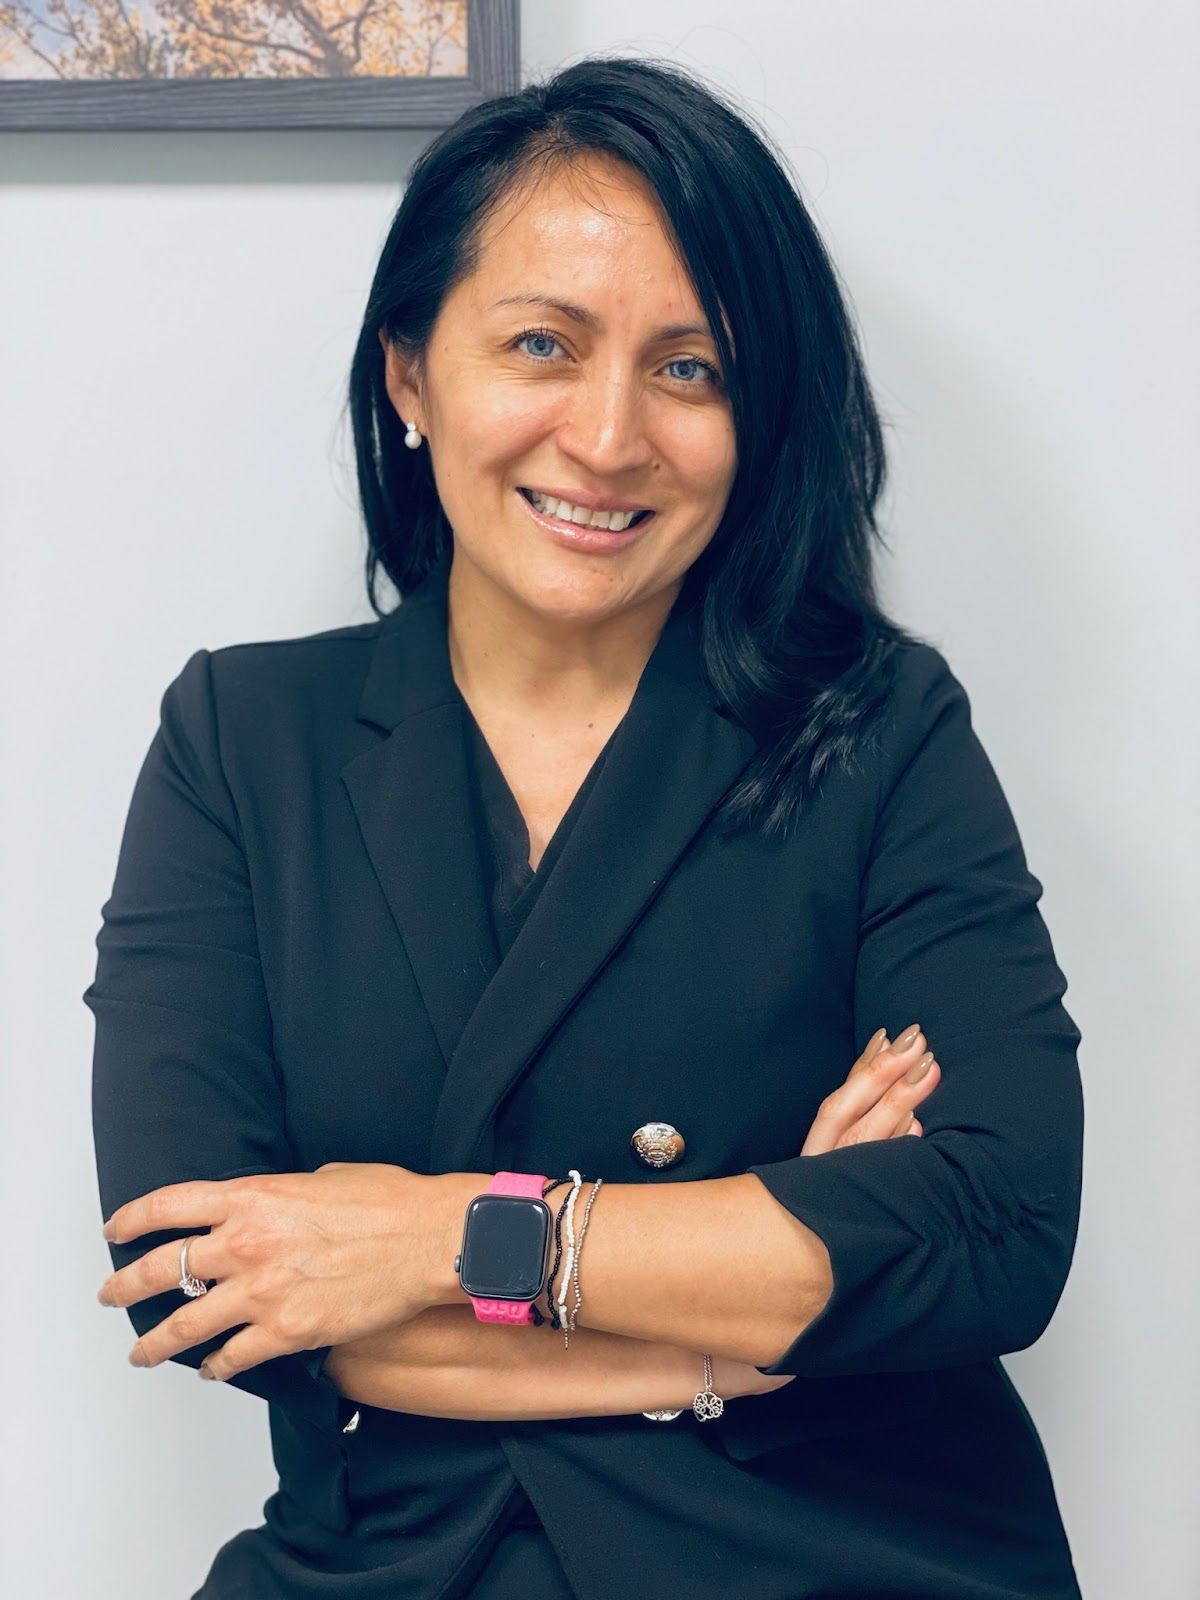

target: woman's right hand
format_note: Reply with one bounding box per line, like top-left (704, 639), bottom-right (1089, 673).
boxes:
top-left (799, 1024), bottom-right (940, 1157)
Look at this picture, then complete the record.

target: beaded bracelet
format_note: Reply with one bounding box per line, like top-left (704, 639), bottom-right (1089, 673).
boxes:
top-left (531, 1170), bottom-right (725, 1422)
top-left (532, 1175), bottom-right (576, 1328)
top-left (561, 1172), bottom-right (603, 1347)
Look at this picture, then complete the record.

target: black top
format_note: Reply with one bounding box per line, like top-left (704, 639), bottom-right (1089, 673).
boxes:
top-left (459, 694), bottom-right (618, 963)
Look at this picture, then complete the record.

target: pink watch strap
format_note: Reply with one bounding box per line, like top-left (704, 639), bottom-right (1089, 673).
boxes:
top-left (489, 1171), bottom-right (549, 1200)
top-left (469, 1171), bottom-right (550, 1324)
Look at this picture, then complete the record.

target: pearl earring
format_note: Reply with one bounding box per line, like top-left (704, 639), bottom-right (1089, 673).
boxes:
top-left (404, 420), bottom-right (423, 450)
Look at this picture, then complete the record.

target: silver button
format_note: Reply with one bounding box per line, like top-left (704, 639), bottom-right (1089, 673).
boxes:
top-left (631, 1121), bottom-right (685, 1168)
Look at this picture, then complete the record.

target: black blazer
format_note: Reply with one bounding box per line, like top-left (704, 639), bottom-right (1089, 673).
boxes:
top-left (87, 555), bottom-right (1085, 1599)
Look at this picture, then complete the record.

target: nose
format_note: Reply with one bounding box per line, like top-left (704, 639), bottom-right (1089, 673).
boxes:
top-left (556, 367), bottom-right (655, 480)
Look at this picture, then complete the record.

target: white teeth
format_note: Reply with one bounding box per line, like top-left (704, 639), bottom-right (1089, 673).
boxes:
top-left (527, 489), bottom-right (645, 533)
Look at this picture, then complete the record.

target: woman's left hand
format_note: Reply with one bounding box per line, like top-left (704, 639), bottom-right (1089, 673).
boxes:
top-left (97, 1162), bottom-right (462, 1380)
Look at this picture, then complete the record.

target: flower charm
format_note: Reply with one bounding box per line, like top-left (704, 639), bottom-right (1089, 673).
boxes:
top-left (693, 1388), bottom-right (724, 1422)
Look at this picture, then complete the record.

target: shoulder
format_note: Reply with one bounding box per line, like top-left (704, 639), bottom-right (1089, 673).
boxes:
top-left (164, 615), bottom-right (386, 727)
top-left (156, 616), bottom-right (390, 788)
top-left (857, 636), bottom-right (1024, 864)
top-left (884, 638), bottom-right (970, 735)
top-left (867, 637), bottom-right (978, 802)
top-left (209, 615), bottom-right (385, 705)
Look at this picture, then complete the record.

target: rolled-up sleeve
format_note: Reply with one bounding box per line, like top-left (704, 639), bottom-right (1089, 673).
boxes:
top-left (746, 644), bottom-right (1084, 1377)
top-left (84, 647), bottom-right (342, 1434)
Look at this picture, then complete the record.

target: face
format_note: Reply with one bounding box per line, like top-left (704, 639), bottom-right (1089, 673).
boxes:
top-left (379, 152), bottom-right (738, 630)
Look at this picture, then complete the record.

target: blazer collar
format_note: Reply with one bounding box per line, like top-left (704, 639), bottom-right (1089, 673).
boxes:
top-left (341, 552), bottom-right (760, 1174)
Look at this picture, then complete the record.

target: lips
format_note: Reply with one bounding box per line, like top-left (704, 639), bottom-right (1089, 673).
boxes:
top-left (516, 486), bottom-right (655, 552)
top-left (518, 487), bottom-right (654, 526)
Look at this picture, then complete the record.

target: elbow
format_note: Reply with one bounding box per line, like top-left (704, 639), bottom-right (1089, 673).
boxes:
top-left (989, 1199), bottom-right (1081, 1358)
top-left (757, 1239), bottom-right (836, 1373)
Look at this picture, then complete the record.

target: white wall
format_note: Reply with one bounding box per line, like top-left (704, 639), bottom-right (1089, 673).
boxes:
top-left (3, 2), bottom-right (1195, 1595)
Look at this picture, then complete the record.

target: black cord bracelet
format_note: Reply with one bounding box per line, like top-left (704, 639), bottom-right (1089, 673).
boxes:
top-left (535, 1176), bottom-right (575, 1329)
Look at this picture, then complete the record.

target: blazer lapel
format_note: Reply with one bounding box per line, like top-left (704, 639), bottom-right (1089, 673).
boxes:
top-left (340, 560), bottom-right (500, 1078)
top-left (340, 555), bottom-right (760, 1175)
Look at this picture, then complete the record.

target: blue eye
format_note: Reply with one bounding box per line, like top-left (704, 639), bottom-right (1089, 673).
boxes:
top-left (513, 327), bottom-right (562, 362)
top-left (664, 356), bottom-right (721, 387)
top-left (511, 327), bottom-right (722, 389)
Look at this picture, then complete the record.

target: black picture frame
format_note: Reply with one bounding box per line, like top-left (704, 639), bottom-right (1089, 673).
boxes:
top-left (0, 0), bottom-right (517, 132)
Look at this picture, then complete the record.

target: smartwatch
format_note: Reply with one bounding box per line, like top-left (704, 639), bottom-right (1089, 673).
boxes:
top-left (454, 1171), bottom-right (552, 1324)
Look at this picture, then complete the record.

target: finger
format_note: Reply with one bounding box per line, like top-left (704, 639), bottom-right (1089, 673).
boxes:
top-left (843, 1026), bottom-right (928, 1107)
top-left (198, 1323), bottom-right (291, 1383)
top-left (103, 1178), bottom-right (243, 1244)
top-left (849, 1056), bottom-right (941, 1146)
top-left (98, 1231), bottom-right (224, 1311)
top-left (847, 1027), bottom-right (890, 1076)
top-left (126, 1280), bottom-right (247, 1369)
top-left (907, 1117), bottom-right (923, 1137)
top-left (801, 1027), bottom-right (927, 1154)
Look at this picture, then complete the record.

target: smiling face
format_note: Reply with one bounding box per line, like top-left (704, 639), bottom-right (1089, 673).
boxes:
top-left (379, 151), bottom-right (738, 629)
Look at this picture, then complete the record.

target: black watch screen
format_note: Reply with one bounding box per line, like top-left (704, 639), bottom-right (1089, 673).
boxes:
top-left (456, 1193), bottom-right (552, 1300)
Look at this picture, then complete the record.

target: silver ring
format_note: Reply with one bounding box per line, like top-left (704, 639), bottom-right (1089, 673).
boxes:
top-left (179, 1238), bottom-right (209, 1298)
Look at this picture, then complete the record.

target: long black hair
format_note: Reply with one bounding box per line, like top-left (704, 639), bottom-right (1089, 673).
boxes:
top-left (346, 53), bottom-right (931, 842)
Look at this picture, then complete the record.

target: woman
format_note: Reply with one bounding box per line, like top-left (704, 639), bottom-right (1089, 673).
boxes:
top-left (86, 56), bottom-right (1084, 1600)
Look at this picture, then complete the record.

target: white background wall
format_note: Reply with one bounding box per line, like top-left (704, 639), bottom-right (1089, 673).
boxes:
top-left (2, 2), bottom-right (1196, 1595)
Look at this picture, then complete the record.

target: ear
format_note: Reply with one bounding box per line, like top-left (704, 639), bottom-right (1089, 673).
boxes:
top-left (377, 326), bottom-right (423, 430)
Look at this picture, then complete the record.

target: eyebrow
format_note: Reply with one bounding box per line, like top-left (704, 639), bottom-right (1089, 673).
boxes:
top-left (492, 293), bottom-right (714, 344)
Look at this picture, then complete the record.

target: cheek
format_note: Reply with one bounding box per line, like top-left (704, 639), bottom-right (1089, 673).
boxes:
top-left (431, 399), bottom-right (550, 516)
top-left (656, 407), bottom-right (736, 490)
top-left (672, 444), bottom-right (739, 518)
top-left (440, 368), bottom-right (555, 454)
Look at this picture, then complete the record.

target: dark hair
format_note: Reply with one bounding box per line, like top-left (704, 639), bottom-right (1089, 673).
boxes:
top-left (346, 53), bottom-right (931, 842)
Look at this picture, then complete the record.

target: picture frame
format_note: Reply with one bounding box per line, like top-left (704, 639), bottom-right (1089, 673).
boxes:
top-left (0, 0), bottom-right (517, 131)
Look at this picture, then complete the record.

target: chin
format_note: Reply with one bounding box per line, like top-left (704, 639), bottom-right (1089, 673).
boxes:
top-left (515, 562), bottom-right (645, 623)
top-left (456, 538), bottom-right (659, 628)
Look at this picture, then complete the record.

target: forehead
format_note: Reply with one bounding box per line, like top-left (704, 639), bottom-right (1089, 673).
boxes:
top-left (461, 154), bottom-right (705, 319)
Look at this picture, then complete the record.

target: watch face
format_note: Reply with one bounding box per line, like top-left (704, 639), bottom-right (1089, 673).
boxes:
top-left (458, 1194), bottom-right (551, 1300)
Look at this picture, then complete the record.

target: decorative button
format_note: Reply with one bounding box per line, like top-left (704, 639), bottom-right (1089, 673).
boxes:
top-left (631, 1121), bottom-right (685, 1168)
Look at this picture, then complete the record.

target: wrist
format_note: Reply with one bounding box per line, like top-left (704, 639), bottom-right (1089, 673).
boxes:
top-left (425, 1171), bottom-right (493, 1307)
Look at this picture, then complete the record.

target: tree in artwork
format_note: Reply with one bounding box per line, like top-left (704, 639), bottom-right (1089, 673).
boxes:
top-left (0, 0), bottom-right (466, 79)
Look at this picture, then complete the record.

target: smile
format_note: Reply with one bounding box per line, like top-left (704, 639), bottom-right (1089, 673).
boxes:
top-left (517, 488), bottom-right (656, 554)
top-left (519, 487), bottom-right (653, 532)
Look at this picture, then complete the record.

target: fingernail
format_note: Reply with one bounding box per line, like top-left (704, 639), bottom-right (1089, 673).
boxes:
top-left (199, 1364), bottom-right (217, 1380)
top-left (129, 1346), bottom-right (148, 1367)
top-left (905, 1051), bottom-right (933, 1084)
top-left (867, 1027), bottom-right (887, 1056)
top-left (895, 1023), bottom-right (921, 1052)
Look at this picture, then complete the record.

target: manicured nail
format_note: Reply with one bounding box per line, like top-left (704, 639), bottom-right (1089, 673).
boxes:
top-left (867, 1027), bottom-right (887, 1056)
top-left (894, 1023), bottom-right (922, 1052)
top-left (199, 1364), bottom-right (217, 1380)
top-left (905, 1051), bottom-right (934, 1084)
top-left (129, 1346), bottom-right (148, 1367)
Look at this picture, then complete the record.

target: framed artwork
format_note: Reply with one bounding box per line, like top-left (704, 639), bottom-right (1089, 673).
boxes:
top-left (0, 0), bottom-right (517, 130)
